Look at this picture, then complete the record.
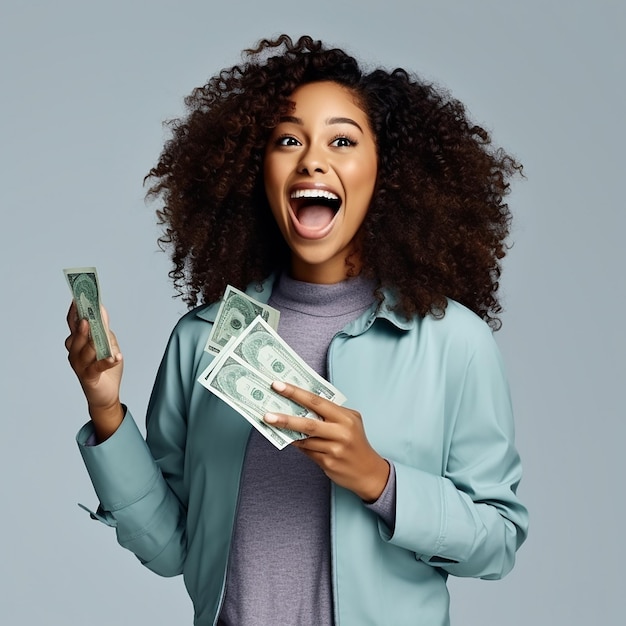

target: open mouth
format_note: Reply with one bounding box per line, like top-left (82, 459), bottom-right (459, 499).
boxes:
top-left (289, 189), bottom-right (342, 231)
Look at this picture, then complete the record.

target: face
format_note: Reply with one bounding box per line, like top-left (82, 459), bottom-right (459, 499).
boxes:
top-left (264, 81), bottom-right (378, 284)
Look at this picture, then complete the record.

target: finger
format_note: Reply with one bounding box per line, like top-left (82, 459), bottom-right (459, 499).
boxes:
top-left (291, 446), bottom-right (328, 468)
top-left (292, 436), bottom-right (331, 454)
top-left (101, 304), bottom-right (111, 331)
top-left (91, 350), bottom-right (123, 372)
top-left (264, 412), bottom-right (331, 438)
top-left (68, 319), bottom-right (103, 368)
top-left (80, 330), bottom-right (123, 371)
top-left (67, 321), bottom-right (96, 367)
top-left (108, 329), bottom-right (122, 357)
top-left (271, 380), bottom-right (343, 419)
top-left (66, 300), bottom-right (78, 332)
top-left (99, 305), bottom-right (123, 359)
top-left (66, 318), bottom-right (90, 354)
top-left (81, 303), bottom-right (121, 360)
top-left (72, 338), bottom-right (123, 377)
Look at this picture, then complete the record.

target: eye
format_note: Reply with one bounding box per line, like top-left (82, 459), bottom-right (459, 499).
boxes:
top-left (330, 135), bottom-right (358, 148)
top-left (275, 135), bottom-right (301, 147)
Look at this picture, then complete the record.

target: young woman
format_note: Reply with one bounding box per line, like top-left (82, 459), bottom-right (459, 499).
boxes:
top-left (66, 35), bottom-right (528, 626)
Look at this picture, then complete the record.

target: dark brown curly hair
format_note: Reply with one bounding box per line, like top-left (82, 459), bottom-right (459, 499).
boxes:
top-left (146, 34), bottom-right (522, 329)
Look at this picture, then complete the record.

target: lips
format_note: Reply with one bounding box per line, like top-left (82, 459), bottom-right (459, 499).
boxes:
top-left (288, 186), bottom-right (342, 240)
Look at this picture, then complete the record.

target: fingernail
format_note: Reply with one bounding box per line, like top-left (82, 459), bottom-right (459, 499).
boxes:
top-left (264, 413), bottom-right (279, 424)
top-left (272, 380), bottom-right (286, 392)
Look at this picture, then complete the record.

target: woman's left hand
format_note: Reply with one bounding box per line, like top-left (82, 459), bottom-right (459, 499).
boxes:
top-left (264, 380), bottom-right (390, 502)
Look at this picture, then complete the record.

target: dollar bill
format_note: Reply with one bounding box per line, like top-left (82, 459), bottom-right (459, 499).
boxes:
top-left (231, 317), bottom-right (346, 404)
top-left (63, 267), bottom-right (112, 361)
top-left (198, 316), bottom-right (346, 449)
top-left (199, 355), bottom-right (306, 449)
top-left (204, 285), bottom-right (280, 355)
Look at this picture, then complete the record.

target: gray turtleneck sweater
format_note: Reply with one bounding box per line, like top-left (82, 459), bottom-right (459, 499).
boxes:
top-left (218, 274), bottom-right (397, 626)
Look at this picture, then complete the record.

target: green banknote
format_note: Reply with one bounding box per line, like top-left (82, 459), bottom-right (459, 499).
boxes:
top-left (198, 316), bottom-right (346, 450)
top-left (63, 267), bottom-right (112, 361)
top-left (204, 285), bottom-right (280, 355)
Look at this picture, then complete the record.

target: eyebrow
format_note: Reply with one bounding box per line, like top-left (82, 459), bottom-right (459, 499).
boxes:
top-left (278, 115), bottom-right (364, 133)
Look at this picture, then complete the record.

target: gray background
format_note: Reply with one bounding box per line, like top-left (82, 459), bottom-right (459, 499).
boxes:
top-left (1, 0), bottom-right (624, 624)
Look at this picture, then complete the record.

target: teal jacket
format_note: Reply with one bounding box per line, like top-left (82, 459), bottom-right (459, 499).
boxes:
top-left (77, 276), bottom-right (528, 625)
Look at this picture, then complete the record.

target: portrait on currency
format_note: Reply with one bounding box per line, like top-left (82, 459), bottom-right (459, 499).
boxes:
top-left (205, 286), bottom-right (280, 354)
top-left (209, 358), bottom-right (307, 443)
top-left (235, 325), bottom-right (320, 393)
top-left (213, 362), bottom-right (301, 417)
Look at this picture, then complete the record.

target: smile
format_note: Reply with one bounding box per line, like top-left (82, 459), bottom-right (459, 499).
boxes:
top-left (288, 188), bottom-right (342, 240)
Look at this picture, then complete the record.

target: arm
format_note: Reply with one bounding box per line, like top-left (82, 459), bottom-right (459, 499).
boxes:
top-left (264, 380), bottom-right (390, 502)
top-left (68, 303), bottom-right (191, 577)
top-left (65, 301), bottom-right (124, 442)
top-left (389, 325), bottom-right (528, 579)
top-left (77, 409), bottom-right (187, 576)
top-left (265, 320), bottom-right (527, 579)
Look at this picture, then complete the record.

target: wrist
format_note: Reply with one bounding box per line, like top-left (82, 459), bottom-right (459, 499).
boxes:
top-left (89, 401), bottom-right (124, 443)
top-left (359, 457), bottom-right (391, 503)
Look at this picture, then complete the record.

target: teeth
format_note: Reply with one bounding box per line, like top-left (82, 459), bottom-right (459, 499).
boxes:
top-left (290, 189), bottom-right (340, 201)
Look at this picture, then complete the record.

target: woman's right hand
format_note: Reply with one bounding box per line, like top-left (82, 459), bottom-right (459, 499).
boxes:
top-left (65, 301), bottom-right (125, 442)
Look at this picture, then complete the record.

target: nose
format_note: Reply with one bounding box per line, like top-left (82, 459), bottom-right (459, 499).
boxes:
top-left (297, 144), bottom-right (328, 175)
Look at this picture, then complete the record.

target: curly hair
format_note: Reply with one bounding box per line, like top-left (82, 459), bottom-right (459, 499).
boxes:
top-left (146, 34), bottom-right (522, 329)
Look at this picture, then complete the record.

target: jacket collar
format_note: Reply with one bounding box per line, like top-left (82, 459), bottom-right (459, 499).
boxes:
top-left (343, 287), bottom-right (417, 336)
top-left (194, 274), bottom-right (416, 333)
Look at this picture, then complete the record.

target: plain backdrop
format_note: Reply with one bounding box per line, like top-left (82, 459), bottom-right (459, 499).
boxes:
top-left (1, 1), bottom-right (624, 624)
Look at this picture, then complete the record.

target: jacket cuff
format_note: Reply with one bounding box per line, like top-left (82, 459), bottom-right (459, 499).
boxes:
top-left (76, 412), bottom-right (160, 512)
top-left (383, 461), bottom-right (445, 559)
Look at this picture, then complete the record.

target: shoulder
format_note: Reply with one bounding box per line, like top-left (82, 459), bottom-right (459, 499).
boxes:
top-left (412, 299), bottom-right (502, 365)
top-left (174, 301), bottom-right (219, 331)
top-left (163, 302), bottom-right (218, 359)
top-left (376, 288), bottom-right (492, 343)
top-left (383, 297), bottom-right (496, 347)
top-left (432, 299), bottom-right (495, 342)
top-left (433, 300), bottom-right (508, 379)
top-left (364, 297), bottom-right (501, 377)
top-left (170, 275), bottom-right (277, 341)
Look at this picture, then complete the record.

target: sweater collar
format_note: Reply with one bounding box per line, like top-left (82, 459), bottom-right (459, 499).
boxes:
top-left (270, 272), bottom-right (376, 318)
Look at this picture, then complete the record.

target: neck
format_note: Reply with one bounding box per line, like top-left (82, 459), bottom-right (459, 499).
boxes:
top-left (289, 256), bottom-right (362, 284)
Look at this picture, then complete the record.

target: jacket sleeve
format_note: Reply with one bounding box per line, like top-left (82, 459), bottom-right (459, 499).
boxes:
top-left (76, 319), bottom-right (197, 578)
top-left (383, 322), bottom-right (528, 580)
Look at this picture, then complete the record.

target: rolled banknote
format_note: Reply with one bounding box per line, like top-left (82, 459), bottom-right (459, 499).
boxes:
top-left (63, 267), bottom-right (112, 361)
top-left (204, 285), bottom-right (280, 355)
top-left (198, 316), bottom-right (346, 449)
